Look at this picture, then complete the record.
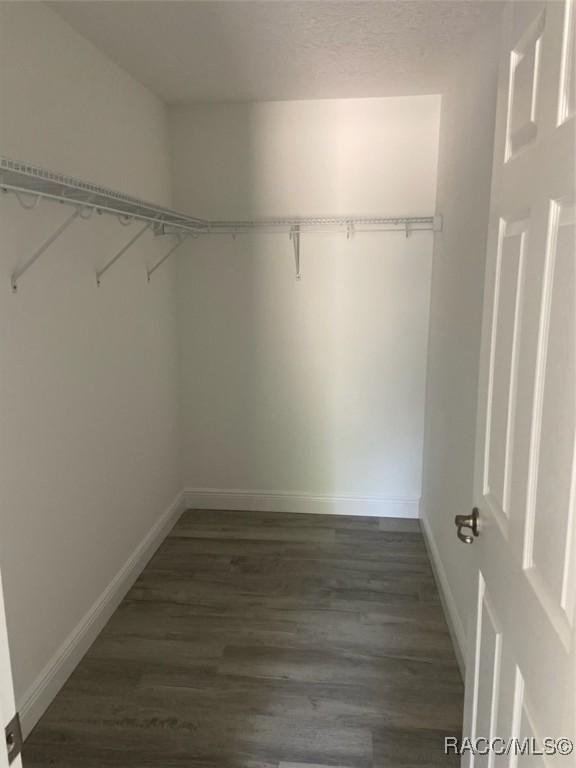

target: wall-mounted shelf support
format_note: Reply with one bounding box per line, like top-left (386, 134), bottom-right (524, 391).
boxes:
top-left (147, 234), bottom-right (190, 282)
top-left (11, 206), bottom-right (83, 293)
top-left (96, 221), bottom-right (152, 286)
top-left (290, 225), bottom-right (302, 280)
top-left (2, 156), bottom-right (443, 291)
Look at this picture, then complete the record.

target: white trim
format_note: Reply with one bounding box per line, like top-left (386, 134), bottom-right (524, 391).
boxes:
top-left (419, 512), bottom-right (466, 677)
top-left (18, 491), bottom-right (186, 738)
top-left (183, 488), bottom-right (419, 519)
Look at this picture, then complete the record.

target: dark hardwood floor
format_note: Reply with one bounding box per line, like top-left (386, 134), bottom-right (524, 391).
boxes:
top-left (24, 510), bottom-right (463, 767)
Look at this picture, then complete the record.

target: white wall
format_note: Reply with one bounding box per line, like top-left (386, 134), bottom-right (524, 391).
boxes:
top-left (0, 2), bottom-right (180, 724)
top-left (170, 98), bottom-right (440, 516)
top-left (420, 22), bottom-right (501, 665)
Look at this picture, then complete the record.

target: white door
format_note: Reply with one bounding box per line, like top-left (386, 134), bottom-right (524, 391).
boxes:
top-left (0, 570), bottom-right (21, 767)
top-left (461, 0), bottom-right (576, 764)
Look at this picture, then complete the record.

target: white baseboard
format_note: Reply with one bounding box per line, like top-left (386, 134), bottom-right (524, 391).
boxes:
top-left (183, 488), bottom-right (419, 519)
top-left (17, 488), bottom-right (417, 737)
top-left (18, 490), bottom-right (186, 738)
top-left (419, 512), bottom-right (466, 677)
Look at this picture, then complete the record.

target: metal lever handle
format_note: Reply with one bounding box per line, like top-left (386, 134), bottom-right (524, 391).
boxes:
top-left (455, 508), bottom-right (479, 544)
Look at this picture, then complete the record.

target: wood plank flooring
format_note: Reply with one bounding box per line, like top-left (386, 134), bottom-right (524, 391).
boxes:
top-left (24, 510), bottom-right (463, 767)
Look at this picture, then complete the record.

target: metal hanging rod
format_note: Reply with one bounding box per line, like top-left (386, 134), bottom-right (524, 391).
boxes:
top-left (203, 218), bottom-right (440, 280)
top-left (1, 156), bottom-right (441, 287)
top-left (205, 216), bottom-right (438, 233)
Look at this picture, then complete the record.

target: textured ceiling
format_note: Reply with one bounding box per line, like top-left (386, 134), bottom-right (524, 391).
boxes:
top-left (50, 1), bottom-right (502, 104)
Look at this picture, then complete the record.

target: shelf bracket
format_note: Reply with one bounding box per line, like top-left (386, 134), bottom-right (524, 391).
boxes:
top-left (11, 206), bottom-right (83, 293)
top-left (290, 225), bottom-right (302, 280)
top-left (96, 220), bottom-right (152, 286)
top-left (147, 234), bottom-right (189, 282)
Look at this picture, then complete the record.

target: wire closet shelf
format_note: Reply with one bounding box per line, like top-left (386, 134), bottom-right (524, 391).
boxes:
top-left (1, 156), bottom-right (441, 288)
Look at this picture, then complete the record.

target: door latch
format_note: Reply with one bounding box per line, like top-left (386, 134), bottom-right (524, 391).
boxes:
top-left (5, 712), bottom-right (22, 765)
top-left (455, 507), bottom-right (480, 544)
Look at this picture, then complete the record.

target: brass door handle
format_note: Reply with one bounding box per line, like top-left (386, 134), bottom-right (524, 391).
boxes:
top-left (455, 508), bottom-right (479, 544)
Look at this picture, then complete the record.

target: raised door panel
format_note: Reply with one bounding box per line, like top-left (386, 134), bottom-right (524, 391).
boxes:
top-left (469, 576), bottom-right (503, 768)
top-left (523, 199), bottom-right (576, 640)
top-left (506, 10), bottom-right (545, 159)
top-left (484, 217), bottom-right (528, 534)
top-left (557, 0), bottom-right (575, 126)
